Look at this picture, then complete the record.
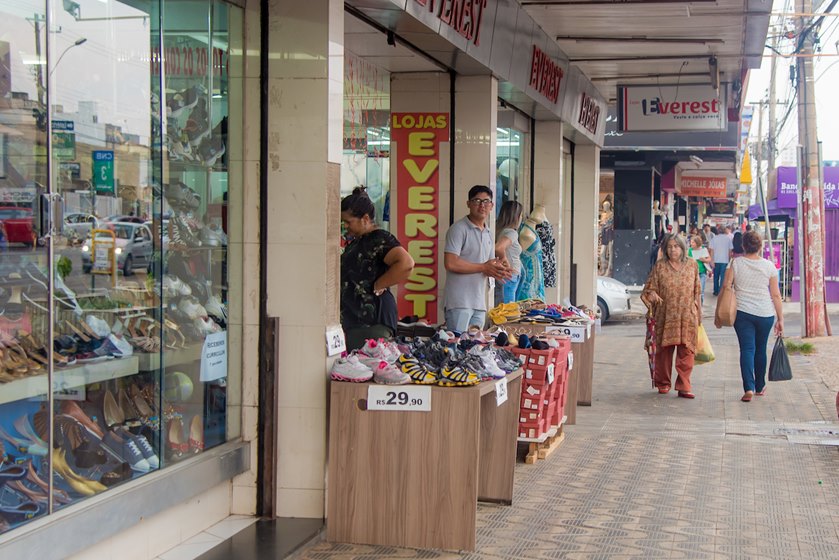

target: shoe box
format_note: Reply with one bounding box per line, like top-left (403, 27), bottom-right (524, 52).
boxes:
top-left (513, 340), bottom-right (572, 440)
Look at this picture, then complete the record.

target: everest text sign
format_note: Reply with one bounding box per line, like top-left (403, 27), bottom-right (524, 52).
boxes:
top-left (413, 0), bottom-right (489, 46)
top-left (679, 176), bottom-right (727, 198)
top-left (618, 85), bottom-right (726, 132)
top-left (393, 113), bottom-right (450, 324)
top-left (529, 45), bottom-right (563, 104)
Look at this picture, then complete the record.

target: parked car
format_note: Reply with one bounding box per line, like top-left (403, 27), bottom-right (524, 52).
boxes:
top-left (81, 222), bottom-right (153, 276)
top-left (597, 276), bottom-right (631, 322)
top-left (63, 212), bottom-right (100, 239)
top-left (105, 214), bottom-right (145, 224)
top-left (0, 206), bottom-right (36, 246)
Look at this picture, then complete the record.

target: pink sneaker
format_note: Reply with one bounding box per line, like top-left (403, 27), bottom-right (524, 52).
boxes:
top-left (373, 361), bottom-right (411, 385)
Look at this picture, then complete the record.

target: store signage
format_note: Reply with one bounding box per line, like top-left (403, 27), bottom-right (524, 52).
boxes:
top-left (151, 43), bottom-right (228, 79)
top-left (529, 45), bottom-right (563, 104)
top-left (776, 166), bottom-right (839, 209)
top-left (200, 331), bottom-right (227, 382)
top-left (578, 92), bottom-right (600, 134)
top-left (413, 0), bottom-right (489, 46)
top-left (325, 325), bottom-right (347, 356)
top-left (92, 150), bottom-right (115, 195)
top-left (392, 112), bottom-right (449, 323)
top-left (367, 385), bottom-right (431, 412)
top-left (618, 85), bottom-right (726, 132)
top-left (678, 176), bottom-right (726, 198)
top-left (494, 377), bottom-right (508, 406)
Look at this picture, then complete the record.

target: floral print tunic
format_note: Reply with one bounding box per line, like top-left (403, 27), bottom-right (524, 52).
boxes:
top-left (642, 259), bottom-right (701, 351)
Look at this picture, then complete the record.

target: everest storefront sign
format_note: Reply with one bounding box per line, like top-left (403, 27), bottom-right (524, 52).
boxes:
top-left (617, 85), bottom-right (726, 132)
top-left (578, 92), bottom-right (601, 134)
top-left (413, 0), bottom-right (488, 46)
top-left (393, 112), bottom-right (450, 323)
top-left (679, 176), bottom-right (726, 198)
top-left (529, 45), bottom-right (563, 104)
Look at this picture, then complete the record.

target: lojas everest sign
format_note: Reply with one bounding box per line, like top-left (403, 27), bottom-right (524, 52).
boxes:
top-left (618, 85), bottom-right (726, 133)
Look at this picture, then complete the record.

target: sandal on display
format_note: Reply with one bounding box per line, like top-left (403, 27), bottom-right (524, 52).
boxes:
top-left (52, 448), bottom-right (106, 495)
top-left (168, 418), bottom-right (188, 458)
top-left (59, 401), bottom-right (105, 440)
top-left (189, 415), bottom-right (204, 453)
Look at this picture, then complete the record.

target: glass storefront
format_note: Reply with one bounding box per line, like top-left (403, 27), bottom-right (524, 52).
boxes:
top-left (0, 0), bottom-right (242, 535)
top-left (342, 49), bottom-right (390, 226)
top-left (496, 101), bottom-right (530, 213)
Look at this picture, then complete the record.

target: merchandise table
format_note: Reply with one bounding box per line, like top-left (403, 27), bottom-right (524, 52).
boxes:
top-left (326, 369), bottom-right (524, 551)
top-left (574, 330), bottom-right (596, 406)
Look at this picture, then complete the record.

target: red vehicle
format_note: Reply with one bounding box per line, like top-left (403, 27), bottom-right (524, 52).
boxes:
top-left (0, 206), bottom-right (36, 246)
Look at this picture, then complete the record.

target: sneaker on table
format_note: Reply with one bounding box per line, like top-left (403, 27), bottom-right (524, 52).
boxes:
top-left (358, 338), bottom-right (397, 367)
top-left (437, 358), bottom-right (480, 387)
top-left (468, 345), bottom-right (507, 379)
top-left (373, 361), bottom-right (411, 385)
top-left (397, 354), bottom-right (437, 384)
top-left (331, 354), bottom-right (373, 382)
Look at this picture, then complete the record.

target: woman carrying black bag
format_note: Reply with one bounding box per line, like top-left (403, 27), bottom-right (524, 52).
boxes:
top-left (715, 231), bottom-right (784, 402)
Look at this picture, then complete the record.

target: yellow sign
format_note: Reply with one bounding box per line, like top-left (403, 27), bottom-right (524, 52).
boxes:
top-left (740, 148), bottom-right (752, 184)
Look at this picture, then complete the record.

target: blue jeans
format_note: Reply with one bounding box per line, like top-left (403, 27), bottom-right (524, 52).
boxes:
top-left (501, 273), bottom-right (521, 303)
top-left (699, 273), bottom-right (706, 304)
top-left (445, 308), bottom-right (486, 333)
top-left (713, 262), bottom-right (728, 295)
top-left (733, 310), bottom-right (775, 393)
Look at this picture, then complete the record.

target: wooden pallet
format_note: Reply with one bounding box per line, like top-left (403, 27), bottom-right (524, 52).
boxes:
top-left (520, 420), bottom-right (566, 464)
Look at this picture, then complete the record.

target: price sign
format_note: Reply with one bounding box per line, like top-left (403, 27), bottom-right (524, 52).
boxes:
top-left (547, 363), bottom-right (555, 385)
top-left (325, 326), bottom-right (346, 356)
top-left (367, 385), bottom-right (431, 411)
top-left (495, 377), bottom-right (508, 406)
top-left (568, 351), bottom-right (574, 371)
top-left (546, 324), bottom-right (587, 342)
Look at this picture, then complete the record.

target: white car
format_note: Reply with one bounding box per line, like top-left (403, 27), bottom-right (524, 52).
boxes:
top-left (597, 276), bottom-right (631, 322)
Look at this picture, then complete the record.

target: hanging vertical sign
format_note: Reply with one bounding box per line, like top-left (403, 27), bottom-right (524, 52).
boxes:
top-left (392, 112), bottom-right (449, 324)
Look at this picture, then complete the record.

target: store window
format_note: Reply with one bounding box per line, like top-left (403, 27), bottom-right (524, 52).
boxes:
top-left (0, 0), bottom-right (242, 535)
top-left (342, 50), bottom-right (390, 226)
top-left (496, 101), bottom-right (531, 214)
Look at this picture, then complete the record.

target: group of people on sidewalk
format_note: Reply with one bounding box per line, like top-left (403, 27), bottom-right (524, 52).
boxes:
top-left (642, 229), bottom-right (784, 402)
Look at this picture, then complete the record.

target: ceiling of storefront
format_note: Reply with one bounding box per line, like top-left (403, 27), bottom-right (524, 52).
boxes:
top-left (345, 14), bottom-right (443, 73)
top-left (522, 0), bottom-right (771, 104)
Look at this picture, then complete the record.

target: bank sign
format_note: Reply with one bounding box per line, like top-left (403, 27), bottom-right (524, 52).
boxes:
top-left (617, 85), bottom-right (726, 132)
top-left (776, 166), bottom-right (839, 209)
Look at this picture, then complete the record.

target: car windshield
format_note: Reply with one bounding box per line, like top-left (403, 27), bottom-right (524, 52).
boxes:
top-left (0, 208), bottom-right (30, 219)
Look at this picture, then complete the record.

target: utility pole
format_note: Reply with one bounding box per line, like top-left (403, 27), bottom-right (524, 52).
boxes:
top-left (767, 26), bottom-right (779, 178)
top-left (796, 0), bottom-right (828, 337)
top-left (755, 100), bottom-right (774, 262)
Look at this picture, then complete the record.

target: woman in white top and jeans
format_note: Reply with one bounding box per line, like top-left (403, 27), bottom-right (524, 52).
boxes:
top-left (715, 231), bottom-right (784, 402)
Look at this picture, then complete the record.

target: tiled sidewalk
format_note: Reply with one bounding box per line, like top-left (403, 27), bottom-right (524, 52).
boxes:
top-left (296, 324), bottom-right (839, 559)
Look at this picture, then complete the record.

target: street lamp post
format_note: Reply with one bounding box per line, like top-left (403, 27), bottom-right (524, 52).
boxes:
top-left (50, 38), bottom-right (87, 77)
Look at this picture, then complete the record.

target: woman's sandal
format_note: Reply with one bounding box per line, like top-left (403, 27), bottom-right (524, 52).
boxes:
top-left (741, 391), bottom-right (754, 402)
top-left (756, 388), bottom-right (767, 396)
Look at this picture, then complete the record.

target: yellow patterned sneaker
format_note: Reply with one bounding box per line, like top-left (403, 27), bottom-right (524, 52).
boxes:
top-left (397, 354), bottom-right (437, 385)
top-left (437, 358), bottom-right (479, 387)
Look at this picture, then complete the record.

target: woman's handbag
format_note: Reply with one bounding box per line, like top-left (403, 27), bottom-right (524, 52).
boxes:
top-left (715, 261), bottom-right (737, 327)
top-left (768, 336), bottom-right (793, 381)
top-left (695, 324), bottom-right (715, 364)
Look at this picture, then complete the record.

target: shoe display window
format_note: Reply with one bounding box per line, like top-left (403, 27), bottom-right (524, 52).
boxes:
top-left (0, 0), bottom-right (243, 536)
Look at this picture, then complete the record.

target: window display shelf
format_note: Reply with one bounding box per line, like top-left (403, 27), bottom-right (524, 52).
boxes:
top-left (137, 343), bottom-right (202, 371)
top-left (0, 357), bottom-right (140, 406)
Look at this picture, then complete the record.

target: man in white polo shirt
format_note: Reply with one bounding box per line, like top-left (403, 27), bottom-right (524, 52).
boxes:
top-left (709, 226), bottom-right (734, 295)
top-left (443, 185), bottom-right (511, 332)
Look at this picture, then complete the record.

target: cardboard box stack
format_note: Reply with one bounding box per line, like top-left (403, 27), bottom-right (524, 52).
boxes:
top-left (513, 338), bottom-right (571, 440)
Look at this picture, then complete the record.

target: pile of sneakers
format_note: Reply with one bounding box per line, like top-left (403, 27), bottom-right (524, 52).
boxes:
top-left (330, 334), bottom-right (523, 387)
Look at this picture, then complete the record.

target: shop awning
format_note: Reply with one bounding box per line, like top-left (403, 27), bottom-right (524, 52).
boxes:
top-left (748, 199), bottom-right (796, 221)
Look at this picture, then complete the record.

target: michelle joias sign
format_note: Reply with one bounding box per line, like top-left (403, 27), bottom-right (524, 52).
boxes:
top-left (678, 176), bottom-right (727, 198)
top-left (617, 85), bottom-right (726, 132)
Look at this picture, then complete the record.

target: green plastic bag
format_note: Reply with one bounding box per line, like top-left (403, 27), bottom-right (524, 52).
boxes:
top-left (695, 324), bottom-right (715, 365)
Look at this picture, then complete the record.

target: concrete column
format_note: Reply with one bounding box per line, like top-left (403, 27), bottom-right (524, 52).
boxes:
top-left (533, 120), bottom-right (564, 305)
top-left (573, 143), bottom-right (600, 308)
top-left (560, 143), bottom-right (572, 302)
top-left (453, 76), bottom-right (497, 208)
top-left (264, 0), bottom-right (343, 518)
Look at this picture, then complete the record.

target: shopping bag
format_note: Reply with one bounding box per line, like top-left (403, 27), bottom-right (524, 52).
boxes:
top-left (768, 337), bottom-right (793, 381)
top-left (715, 285), bottom-right (737, 326)
top-left (695, 324), bottom-right (715, 364)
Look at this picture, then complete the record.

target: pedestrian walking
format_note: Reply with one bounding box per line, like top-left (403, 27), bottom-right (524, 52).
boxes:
top-left (709, 226), bottom-right (734, 295)
top-left (688, 235), bottom-right (712, 305)
top-left (641, 233), bottom-right (702, 399)
top-left (714, 231), bottom-right (784, 402)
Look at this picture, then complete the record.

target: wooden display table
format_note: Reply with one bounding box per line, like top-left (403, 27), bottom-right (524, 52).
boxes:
top-left (575, 329), bottom-right (596, 406)
top-left (326, 369), bottom-right (524, 552)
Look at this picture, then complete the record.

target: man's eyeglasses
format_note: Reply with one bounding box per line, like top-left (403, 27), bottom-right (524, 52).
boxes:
top-left (470, 198), bottom-right (493, 206)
